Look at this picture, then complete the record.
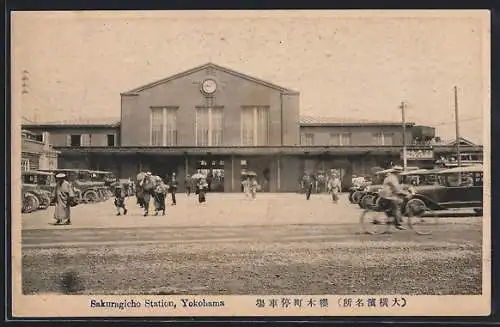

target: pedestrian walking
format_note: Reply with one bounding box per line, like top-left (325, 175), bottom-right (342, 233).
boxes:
top-left (185, 174), bottom-right (192, 196)
top-left (249, 176), bottom-right (258, 199)
top-left (302, 173), bottom-right (314, 200)
top-left (153, 178), bottom-right (167, 216)
top-left (328, 173), bottom-right (341, 204)
top-left (169, 172), bottom-right (178, 205)
top-left (197, 178), bottom-right (208, 204)
top-left (242, 176), bottom-right (250, 198)
top-left (52, 173), bottom-right (76, 225)
top-left (113, 184), bottom-right (128, 216)
top-left (138, 171), bottom-right (155, 216)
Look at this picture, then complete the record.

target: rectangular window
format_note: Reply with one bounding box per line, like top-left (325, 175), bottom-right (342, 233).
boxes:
top-left (304, 133), bottom-right (315, 146)
top-left (383, 133), bottom-right (394, 146)
top-left (165, 108), bottom-right (177, 146)
top-left (374, 132), bottom-right (394, 146)
top-left (151, 108), bottom-right (164, 146)
top-left (150, 107), bottom-right (178, 146)
top-left (21, 159), bottom-right (30, 172)
top-left (107, 134), bottom-right (115, 147)
top-left (81, 134), bottom-right (91, 146)
top-left (329, 133), bottom-right (352, 146)
top-left (196, 106), bottom-right (224, 146)
top-left (241, 106), bottom-right (269, 146)
top-left (70, 134), bottom-right (81, 147)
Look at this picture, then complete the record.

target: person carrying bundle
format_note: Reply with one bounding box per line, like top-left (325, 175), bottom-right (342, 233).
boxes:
top-left (153, 176), bottom-right (167, 216)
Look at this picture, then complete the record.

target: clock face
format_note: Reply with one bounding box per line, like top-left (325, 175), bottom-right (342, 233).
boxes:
top-left (201, 79), bottom-right (217, 94)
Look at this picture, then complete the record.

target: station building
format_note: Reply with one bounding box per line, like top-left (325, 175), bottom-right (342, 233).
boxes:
top-left (22, 63), bottom-right (483, 192)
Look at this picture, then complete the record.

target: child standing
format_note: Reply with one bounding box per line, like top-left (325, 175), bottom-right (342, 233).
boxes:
top-left (114, 184), bottom-right (127, 216)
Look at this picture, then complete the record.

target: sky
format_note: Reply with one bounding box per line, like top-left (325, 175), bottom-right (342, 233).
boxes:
top-left (11, 11), bottom-right (489, 144)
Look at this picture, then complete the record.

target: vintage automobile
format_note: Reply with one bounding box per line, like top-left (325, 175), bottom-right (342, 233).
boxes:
top-left (356, 166), bottom-right (419, 209)
top-left (38, 168), bottom-right (105, 203)
top-left (403, 164), bottom-right (483, 216)
top-left (348, 176), bottom-right (372, 203)
top-left (21, 170), bottom-right (54, 210)
top-left (366, 167), bottom-right (446, 210)
top-left (90, 170), bottom-right (117, 200)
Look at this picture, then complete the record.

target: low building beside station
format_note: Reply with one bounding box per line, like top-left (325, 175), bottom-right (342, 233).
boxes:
top-left (21, 129), bottom-right (59, 172)
top-left (22, 63), bottom-right (483, 192)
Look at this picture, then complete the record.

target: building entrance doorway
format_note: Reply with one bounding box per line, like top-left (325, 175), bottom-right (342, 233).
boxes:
top-left (148, 156), bottom-right (181, 182)
top-left (195, 158), bottom-right (225, 192)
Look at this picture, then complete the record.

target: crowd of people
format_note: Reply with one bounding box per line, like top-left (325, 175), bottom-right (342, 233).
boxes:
top-left (49, 169), bottom-right (344, 225)
top-left (300, 169), bottom-right (342, 203)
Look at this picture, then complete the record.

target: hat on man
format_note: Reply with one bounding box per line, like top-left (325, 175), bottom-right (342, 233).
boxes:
top-left (55, 173), bottom-right (66, 179)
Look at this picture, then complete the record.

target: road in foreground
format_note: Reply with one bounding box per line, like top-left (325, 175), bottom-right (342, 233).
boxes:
top-left (21, 193), bottom-right (483, 295)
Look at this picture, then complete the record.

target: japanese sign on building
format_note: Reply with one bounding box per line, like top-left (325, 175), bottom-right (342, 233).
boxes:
top-left (402, 148), bottom-right (434, 160)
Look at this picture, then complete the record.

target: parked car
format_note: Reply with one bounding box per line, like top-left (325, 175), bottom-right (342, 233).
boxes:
top-left (403, 164), bottom-right (483, 216)
top-left (38, 169), bottom-right (105, 203)
top-left (21, 171), bottom-right (54, 210)
top-left (90, 170), bottom-right (117, 199)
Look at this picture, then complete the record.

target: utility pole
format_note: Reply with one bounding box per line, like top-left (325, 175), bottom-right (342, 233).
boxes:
top-left (400, 101), bottom-right (408, 171)
top-left (454, 86), bottom-right (461, 167)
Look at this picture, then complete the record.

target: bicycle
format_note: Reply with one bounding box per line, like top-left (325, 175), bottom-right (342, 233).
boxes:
top-left (359, 192), bottom-right (437, 235)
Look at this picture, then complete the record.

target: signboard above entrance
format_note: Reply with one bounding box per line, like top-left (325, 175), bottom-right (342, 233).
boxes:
top-left (402, 148), bottom-right (434, 160)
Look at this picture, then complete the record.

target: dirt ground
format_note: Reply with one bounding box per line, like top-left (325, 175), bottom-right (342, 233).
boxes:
top-left (21, 193), bottom-right (483, 295)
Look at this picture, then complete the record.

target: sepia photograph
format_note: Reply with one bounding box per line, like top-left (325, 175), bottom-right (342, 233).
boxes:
top-left (10, 10), bottom-right (490, 317)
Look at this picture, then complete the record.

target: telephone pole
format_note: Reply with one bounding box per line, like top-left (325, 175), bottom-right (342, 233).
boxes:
top-left (454, 86), bottom-right (461, 167)
top-left (400, 101), bottom-right (408, 171)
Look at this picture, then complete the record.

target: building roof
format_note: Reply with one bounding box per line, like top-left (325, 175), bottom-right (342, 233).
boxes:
top-left (21, 117), bottom-right (121, 128)
top-left (299, 115), bottom-right (415, 127)
top-left (442, 137), bottom-right (477, 147)
top-left (121, 62), bottom-right (300, 95)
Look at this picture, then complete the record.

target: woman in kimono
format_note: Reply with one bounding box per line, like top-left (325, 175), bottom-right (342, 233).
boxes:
top-left (52, 173), bottom-right (75, 225)
top-left (153, 176), bottom-right (167, 216)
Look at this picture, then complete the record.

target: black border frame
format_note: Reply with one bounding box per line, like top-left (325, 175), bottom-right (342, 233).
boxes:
top-left (3, 1), bottom-right (499, 325)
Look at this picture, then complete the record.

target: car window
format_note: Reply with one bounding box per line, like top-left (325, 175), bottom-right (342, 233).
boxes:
top-left (23, 175), bottom-right (36, 183)
top-left (446, 173), bottom-right (461, 187)
top-left (473, 172), bottom-right (483, 186)
top-left (38, 175), bottom-right (50, 185)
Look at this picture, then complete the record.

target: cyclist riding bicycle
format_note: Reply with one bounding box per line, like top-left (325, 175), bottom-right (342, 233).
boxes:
top-left (378, 166), bottom-right (407, 230)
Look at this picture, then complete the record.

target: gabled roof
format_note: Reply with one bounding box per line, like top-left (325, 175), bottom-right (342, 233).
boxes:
top-left (299, 115), bottom-right (415, 127)
top-left (444, 137), bottom-right (477, 147)
top-left (121, 62), bottom-right (299, 95)
top-left (22, 117), bottom-right (121, 128)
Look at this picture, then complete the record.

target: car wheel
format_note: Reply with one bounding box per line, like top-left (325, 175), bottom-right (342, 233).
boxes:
top-left (23, 192), bottom-right (40, 213)
top-left (38, 193), bottom-right (51, 209)
top-left (405, 198), bottom-right (426, 217)
top-left (352, 191), bottom-right (362, 204)
top-left (83, 190), bottom-right (99, 203)
top-left (361, 195), bottom-right (375, 209)
top-left (358, 195), bottom-right (368, 208)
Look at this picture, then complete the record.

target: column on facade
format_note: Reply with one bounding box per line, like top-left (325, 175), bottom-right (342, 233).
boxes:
top-left (269, 156), bottom-right (278, 192)
top-left (224, 155), bottom-right (241, 193)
